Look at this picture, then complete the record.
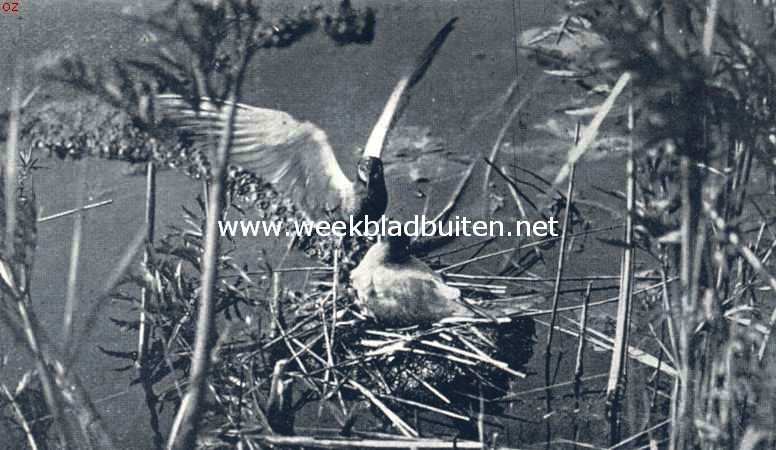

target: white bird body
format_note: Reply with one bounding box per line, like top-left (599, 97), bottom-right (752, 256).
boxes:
top-left (351, 235), bottom-right (539, 326)
top-left (350, 239), bottom-right (471, 325)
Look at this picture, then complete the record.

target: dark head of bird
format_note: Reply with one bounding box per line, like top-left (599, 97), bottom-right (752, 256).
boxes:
top-left (356, 156), bottom-right (384, 185)
top-left (355, 156), bottom-right (388, 219)
top-left (384, 233), bottom-right (412, 263)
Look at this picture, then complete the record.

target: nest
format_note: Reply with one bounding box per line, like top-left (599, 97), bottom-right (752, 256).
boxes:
top-left (264, 258), bottom-right (537, 434)
top-left (133, 219), bottom-right (537, 441)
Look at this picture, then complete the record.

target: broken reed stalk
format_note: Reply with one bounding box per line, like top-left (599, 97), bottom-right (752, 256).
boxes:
top-left (136, 161), bottom-right (157, 369)
top-left (329, 238), bottom-right (349, 415)
top-left (535, 318), bottom-right (676, 377)
top-left (481, 75), bottom-right (544, 218)
top-left (319, 245), bottom-right (340, 403)
top-left (252, 435), bottom-right (524, 449)
top-left (465, 75), bottom-right (521, 139)
top-left (502, 165), bottom-right (527, 218)
top-left (376, 394), bottom-right (467, 422)
top-left (63, 161), bottom-right (87, 348)
top-left (572, 282), bottom-right (591, 449)
top-left (494, 373), bottom-right (607, 402)
top-left (165, 92), bottom-right (241, 450)
top-left (431, 160), bottom-right (476, 224)
top-left (330, 241), bottom-right (343, 368)
top-left (658, 255), bottom-right (679, 367)
top-left (574, 282), bottom-right (592, 406)
top-left (431, 74), bottom-right (524, 225)
top-left (554, 72), bottom-right (631, 185)
top-left (541, 125), bottom-right (578, 447)
top-left (515, 278), bottom-right (676, 319)
top-left (447, 273), bottom-right (660, 282)
top-left (606, 102), bottom-right (636, 445)
top-left (485, 160), bottom-right (539, 214)
top-left (37, 199), bottom-right (113, 223)
top-left (645, 321), bottom-right (667, 428)
top-left (439, 224), bottom-right (622, 273)
top-left (348, 380), bottom-right (418, 438)
top-left (609, 419), bottom-right (671, 450)
top-left (544, 124), bottom-right (579, 410)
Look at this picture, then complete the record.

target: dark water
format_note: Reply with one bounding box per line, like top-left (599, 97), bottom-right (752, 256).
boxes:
top-left (0, 1), bottom-right (635, 448)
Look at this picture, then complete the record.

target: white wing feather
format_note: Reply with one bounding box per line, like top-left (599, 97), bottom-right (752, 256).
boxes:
top-left (155, 94), bottom-right (355, 220)
top-left (153, 18), bottom-right (457, 220)
top-left (362, 18), bottom-right (457, 159)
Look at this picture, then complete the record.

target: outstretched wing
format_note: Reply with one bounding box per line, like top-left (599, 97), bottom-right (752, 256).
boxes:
top-left (362, 17), bottom-right (458, 159)
top-left (153, 17), bottom-right (457, 218)
top-left (154, 94), bottom-right (354, 220)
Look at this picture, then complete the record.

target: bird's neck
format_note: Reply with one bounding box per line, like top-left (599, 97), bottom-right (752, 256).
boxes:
top-left (385, 241), bottom-right (411, 263)
top-left (367, 179), bottom-right (388, 216)
top-left (386, 251), bottom-right (411, 264)
top-left (351, 178), bottom-right (387, 220)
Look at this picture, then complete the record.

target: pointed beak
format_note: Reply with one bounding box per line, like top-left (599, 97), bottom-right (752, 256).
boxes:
top-left (365, 166), bottom-right (372, 190)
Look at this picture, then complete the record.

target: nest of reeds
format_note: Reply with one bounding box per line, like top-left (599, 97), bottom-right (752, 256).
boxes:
top-left (226, 233), bottom-right (538, 438)
top-left (280, 275), bottom-right (536, 402)
top-left (111, 206), bottom-right (538, 441)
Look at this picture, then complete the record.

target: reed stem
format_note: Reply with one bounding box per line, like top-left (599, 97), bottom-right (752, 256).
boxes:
top-left (63, 161), bottom-right (87, 348)
top-left (605, 101), bottom-right (636, 445)
top-left (136, 161), bottom-right (156, 369)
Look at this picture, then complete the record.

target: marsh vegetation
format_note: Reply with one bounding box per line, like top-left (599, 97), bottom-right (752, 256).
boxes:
top-left (3, 1), bottom-right (776, 449)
